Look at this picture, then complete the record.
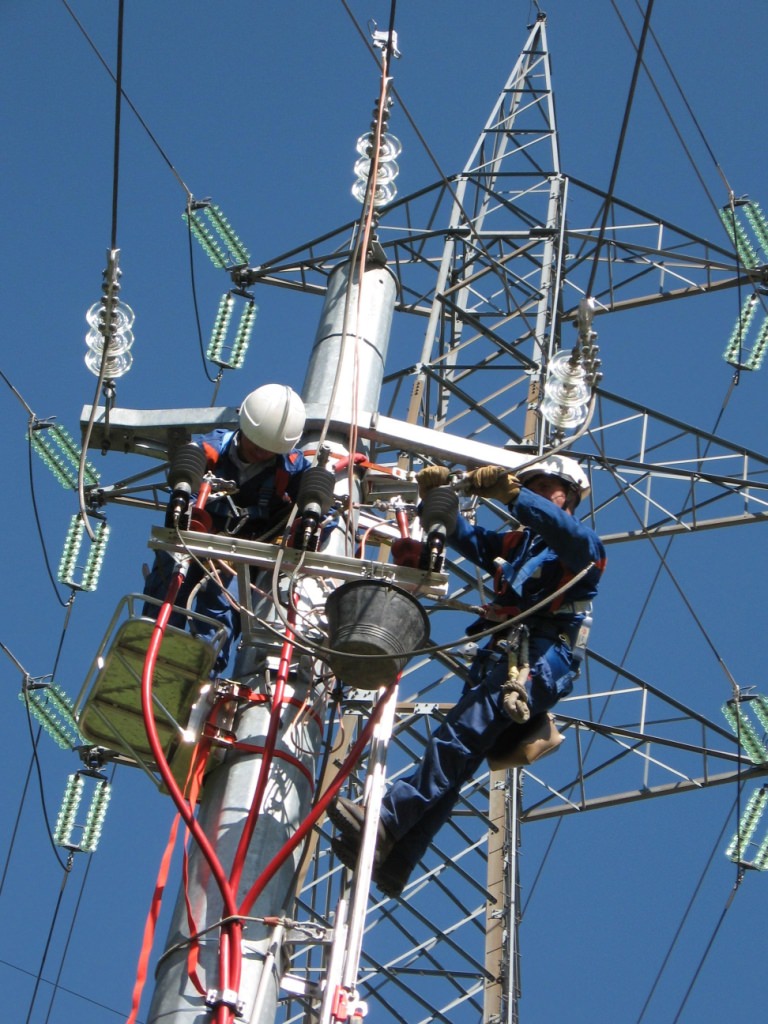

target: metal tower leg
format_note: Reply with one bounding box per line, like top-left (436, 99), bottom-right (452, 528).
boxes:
top-left (485, 768), bottom-right (522, 1024)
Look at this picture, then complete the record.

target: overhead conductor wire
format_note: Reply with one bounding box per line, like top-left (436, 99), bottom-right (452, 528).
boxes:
top-left (615, 0), bottom-right (757, 392)
top-left (61, 0), bottom-right (223, 396)
top-left (585, 0), bottom-right (655, 302)
top-left (589, 7), bottom-right (756, 1009)
top-left (76, 0), bottom-right (129, 542)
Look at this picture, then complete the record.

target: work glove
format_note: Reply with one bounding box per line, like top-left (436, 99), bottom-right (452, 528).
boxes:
top-left (501, 677), bottom-right (531, 725)
top-left (465, 465), bottom-right (521, 504)
top-left (416, 465), bottom-right (451, 499)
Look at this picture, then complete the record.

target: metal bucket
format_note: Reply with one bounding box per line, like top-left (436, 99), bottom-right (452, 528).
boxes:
top-left (324, 579), bottom-right (430, 689)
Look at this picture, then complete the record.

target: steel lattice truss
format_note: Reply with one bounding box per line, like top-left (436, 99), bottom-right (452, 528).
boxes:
top-left (67, 14), bottom-right (767, 1024)
top-left (245, 15), bottom-right (768, 1024)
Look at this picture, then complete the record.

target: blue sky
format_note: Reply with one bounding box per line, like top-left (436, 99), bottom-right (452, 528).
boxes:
top-left (3, 2), bottom-right (768, 1022)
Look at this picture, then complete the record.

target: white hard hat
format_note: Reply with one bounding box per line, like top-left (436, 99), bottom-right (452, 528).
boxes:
top-left (517, 454), bottom-right (590, 506)
top-left (239, 384), bottom-right (306, 453)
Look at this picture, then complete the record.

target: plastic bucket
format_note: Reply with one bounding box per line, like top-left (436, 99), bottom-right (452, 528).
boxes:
top-left (324, 579), bottom-right (430, 689)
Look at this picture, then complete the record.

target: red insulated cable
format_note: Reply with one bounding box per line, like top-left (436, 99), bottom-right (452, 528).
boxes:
top-left (141, 566), bottom-right (241, 1024)
top-left (141, 570), bottom-right (238, 917)
top-left (239, 680), bottom-right (396, 918)
top-left (228, 610), bottom-right (296, 896)
top-left (226, 605), bottom-right (299, 1001)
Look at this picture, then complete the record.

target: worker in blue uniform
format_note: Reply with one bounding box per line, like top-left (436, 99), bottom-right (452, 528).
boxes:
top-left (142, 384), bottom-right (309, 674)
top-left (329, 455), bottom-right (606, 896)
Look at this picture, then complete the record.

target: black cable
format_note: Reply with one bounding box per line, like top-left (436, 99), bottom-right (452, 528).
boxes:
top-left (612, 0), bottom-right (729, 224)
top-left (0, 367), bottom-right (36, 416)
top-left (628, 0), bottom-right (734, 201)
top-left (383, 0), bottom-right (398, 76)
top-left (20, 685), bottom-right (70, 873)
top-left (59, 0), bottom-right (193, 201)
top-left (1, 601), bottom-right (77, 887)
top-left (635, 792), bottom-right (739, 1022)
top-left (24, 855), bottom-right (74, 1024)
top-left (109, 0), bottom-right (125, 252)
top-left (0, 956), bottom-right (131, 1020)
top-left (26, 423), bottom-right (70, 608)
top-left (77, 0), bottom-right (129, 540)
top-left (42, 765), bottom-right (117, 1024)
top-left (613, 1), bottom-right (750, 390)
top-left (586, 0), bottom-right (656, 299)
top-left (0, 755), bottom-right (35, 901)
top-left (184, 201), bottom-right (221, 387)
top-left (670, 875), bottom-right (742, 1024)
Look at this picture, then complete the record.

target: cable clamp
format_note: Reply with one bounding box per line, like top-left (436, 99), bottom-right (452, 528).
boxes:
top-left (205, 988), bottom-right (244, 1017)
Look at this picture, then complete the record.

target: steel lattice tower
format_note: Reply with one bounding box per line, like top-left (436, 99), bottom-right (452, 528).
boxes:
top-left (76, 14), bottom-right (768, 1023)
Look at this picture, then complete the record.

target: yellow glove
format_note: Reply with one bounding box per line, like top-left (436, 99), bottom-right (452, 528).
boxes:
top-left (466, 465), bottom-right (521, 503)
top-left (417, 465), bottom-right (451, 499)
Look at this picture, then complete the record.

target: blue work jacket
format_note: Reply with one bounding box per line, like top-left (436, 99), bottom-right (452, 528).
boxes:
top-left (197, 428), bottom-right (309, 535)
top-left (448, 488), bottom-right (606, 635)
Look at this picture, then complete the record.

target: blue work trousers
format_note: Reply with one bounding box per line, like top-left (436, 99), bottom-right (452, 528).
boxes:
top-left (142, 550), bottom-right (239, 674)
top-left (378, 634), bottom-right (575, 870)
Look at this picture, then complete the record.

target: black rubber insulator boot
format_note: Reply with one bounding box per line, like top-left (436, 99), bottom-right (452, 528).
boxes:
top-left (297, 465), bottom-right (336, 514)
top-left (167, 443), bottom-right (208, 492)
top-left (420, 485), bottom-right (459, 535)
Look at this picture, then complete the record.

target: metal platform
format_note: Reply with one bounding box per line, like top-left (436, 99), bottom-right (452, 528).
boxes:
top-left (75, 595), bottom-right (227, 789)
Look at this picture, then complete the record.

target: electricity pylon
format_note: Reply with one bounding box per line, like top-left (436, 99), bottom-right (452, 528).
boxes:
top-left (76, 13), bottom-right (768, 1024)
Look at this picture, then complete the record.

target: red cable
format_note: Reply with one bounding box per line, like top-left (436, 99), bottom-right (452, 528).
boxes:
top-left (140, 566), bottom-right (241, 1024)
top-left (141, 557), bottom-right (397, 1021)
top-left (239, 681), bottom-right (395, 917)
top-left (229, 607), bottom-right (296, 896)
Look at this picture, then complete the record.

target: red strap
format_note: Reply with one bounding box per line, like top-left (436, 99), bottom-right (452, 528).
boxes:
top-left (125, 812), bottom-right (182, 1024)
top-left (183, 739), bottom-right (215, 995)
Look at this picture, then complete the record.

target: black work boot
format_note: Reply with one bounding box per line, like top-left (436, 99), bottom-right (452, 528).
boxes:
top-left (373, 847), bottom-right (414, 897)
top-left (328, 796), bottom-right (396, 868)
top-left (330, 835), bottom-right (413, 898)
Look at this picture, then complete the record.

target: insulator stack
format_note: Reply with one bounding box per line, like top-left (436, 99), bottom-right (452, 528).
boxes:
top-left (420, 486), bottom-right (459, 536)
top-left (30, 423), bottom-right (99, 490)
top-left (743, 201), bottom-right (768, 257)
top-left (752, 696), bottom-right (768, 734)
top-left (722, 700), bottom-right (768, 764)
top-left (719, 201), bottom-right (768, 371)
top-left (754, 830), bottom-right (768, 871)
top-left (85, 298), bottom-right (135, 379)
top-left (231, 299), bottom-right (257, 368)
top-left (723, 293), bottom-right (768, 372)
top-left (725, 786), bottom-right (768, 863)
top-left (80, 780), bottom-right (112, 853)
top-left (168, 444), bottom-right (208, 493)
top-left (207, 294), bottom-right (234, 358)
top-left (184, 202), bottom-right (250, 269)
top-left (540, 350), bottom-right (591, 430)
top-left (352, 128), bottom-right (402, 208)
top-left (57, 515), bottom-right (111, 592)
top-left (719, 205), bottom-right (759, 269)
top-left (22, 683), bottom-right (84, 750)
top-left (294, 465), bottom-right (336, 550)
top-left (207, 293), bottom-right (257, 369)
top-left (297, 465), bottom-right (337, 515)
top-left (53, 774), bottom-right (84, 847)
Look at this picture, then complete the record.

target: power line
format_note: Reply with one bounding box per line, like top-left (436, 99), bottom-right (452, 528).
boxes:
top-left (635, 793), bottom-right (739, 1022)
top-left (58, 0), bottom-right (193, 201)
top-left (586, 0), bottom-right (656, 299)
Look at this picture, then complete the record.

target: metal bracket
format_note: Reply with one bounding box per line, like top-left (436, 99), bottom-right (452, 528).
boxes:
top-left (148, 527), bottom-right (449, 599)
top-left (205, 988), bottom-right (245, 1017)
